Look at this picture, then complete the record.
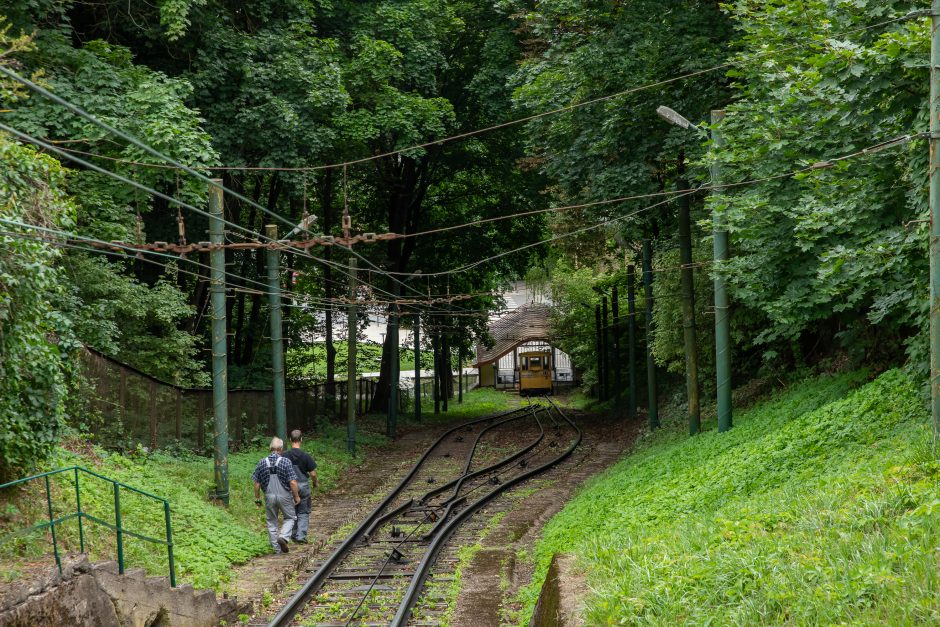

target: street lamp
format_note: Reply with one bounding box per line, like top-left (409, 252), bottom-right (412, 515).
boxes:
top-left (657, 104), bottom-right (732, 433)
top-left (656, 106), bottom-right (707, 136)
top-left (657, 104), bottom-right (702, 435)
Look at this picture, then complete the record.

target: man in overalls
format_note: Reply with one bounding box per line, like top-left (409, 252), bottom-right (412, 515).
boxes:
top-left (252, 437), bottom-right (301, 554)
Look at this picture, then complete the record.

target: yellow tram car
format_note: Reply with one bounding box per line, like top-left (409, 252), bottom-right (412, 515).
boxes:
top-left (517, 350), bottom-right (553, 396)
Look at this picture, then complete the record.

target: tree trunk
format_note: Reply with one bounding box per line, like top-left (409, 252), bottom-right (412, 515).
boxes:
top-left (370, 156), bottom-right (433, 412)
top-left (232, 175), bottom-right (262, 365)
top-left (242, 173), bottom-right (282, 366)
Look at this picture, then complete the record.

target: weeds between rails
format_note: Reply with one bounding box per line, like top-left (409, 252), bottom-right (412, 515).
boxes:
top-left (266, 399), bottom-right (581, 626)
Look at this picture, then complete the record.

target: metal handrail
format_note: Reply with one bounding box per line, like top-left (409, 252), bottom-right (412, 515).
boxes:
top-left (0, 465), bottom-right (176, 586)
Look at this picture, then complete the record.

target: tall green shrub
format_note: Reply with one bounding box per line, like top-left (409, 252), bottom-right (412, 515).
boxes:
top-left (0, 134), bottom-right (76, 481)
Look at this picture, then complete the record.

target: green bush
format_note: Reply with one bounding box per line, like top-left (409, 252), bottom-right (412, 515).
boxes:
top-left (0, 134), bottom-right (76, 482)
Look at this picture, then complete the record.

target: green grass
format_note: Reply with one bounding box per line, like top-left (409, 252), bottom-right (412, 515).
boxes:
top-left (515, 369), bottom-right (940, 624)
top-left (366, 386), bottom-right (519, 431)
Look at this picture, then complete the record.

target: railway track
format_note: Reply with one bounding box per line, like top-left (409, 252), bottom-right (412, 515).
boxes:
top-left (265, 398), bottom-right (581, 626)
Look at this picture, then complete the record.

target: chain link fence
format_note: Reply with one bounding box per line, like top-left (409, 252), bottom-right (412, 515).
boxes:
top-left (80, 350), bottom-right (478, 451)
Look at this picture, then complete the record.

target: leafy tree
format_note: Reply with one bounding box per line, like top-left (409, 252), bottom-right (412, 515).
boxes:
top-left (0, 31), bottom-right (76, 477)
top-left (709, 1), bottom-right (928, 370)
top-left (508, 0), bottom-right (732, 381)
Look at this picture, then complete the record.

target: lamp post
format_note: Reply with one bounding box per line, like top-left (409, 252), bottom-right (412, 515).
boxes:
top-left (656, 106), bottom-right (702, 435)
top-left (656, 105), bottom-right (732, 433)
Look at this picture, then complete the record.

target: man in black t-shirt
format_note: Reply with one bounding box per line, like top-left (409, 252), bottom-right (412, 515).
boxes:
top-left (283, 429), bottom-right (318, 543)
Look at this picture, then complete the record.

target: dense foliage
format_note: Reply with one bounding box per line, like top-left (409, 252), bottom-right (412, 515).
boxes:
top-left (0, 0), bottom-right (546, 463)
top-left (508, 0), bottom-right (931, 392)
top-left (517, 369), bottom-right (938, 624)
top-left (711, 1), bottom-right (928, 370)
top-left (0, 134), bottom-right (74, 481)
top-left (0, 0), bottom-right (933, 478)
top-left (0, 34), bottom-right (77, 480)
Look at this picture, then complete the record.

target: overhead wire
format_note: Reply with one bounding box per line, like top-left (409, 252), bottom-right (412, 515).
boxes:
top-left (0, 119), bottom-right (425, 315)
top-left (375, 131), bottom-right (926, 278)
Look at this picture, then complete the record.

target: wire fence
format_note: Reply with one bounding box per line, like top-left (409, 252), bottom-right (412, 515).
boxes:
top-left (80, 349), bottom-right (478, 452)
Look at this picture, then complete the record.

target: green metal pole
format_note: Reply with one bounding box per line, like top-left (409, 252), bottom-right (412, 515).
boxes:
top-left (678, 175), bottom-right (701, 435)
top-left (414, 315), bottom-right (422, 422)
top-left (346, 258), bottom-right (358, 456)
top-left (442, 334), bottom-right (449, 413)
top-left (594, 305), bottom-right (602, 399)
top-left (458, 344), bottom-right (464, 403)
top-left (433, 333), bottom-right (440, 414)
top-left (74, 467), bottom-right (85, 554)
top-left (265, 224), bottom-right (287, 441)
top-left (163, 501), bottom-right (176, 587)
top-left (602, 296), bottom-right (610, 401)
top-left (208, 180), bottom-right (229, 505)
top-left (711, 110), bottom-right (732, 433)
top-left (612, 285), bottom-right (622, 410)
top-left (931, 2), bottom-right (940, 439)
top-left (643, 240), bottom-right (659, 429)
top-left (388, 305), bottom-right (399, 438)
top-left (113, 483), bottom-right (124, 574)
top-left (627, 264), bottom-right (638, 421)
top-left (45, 475), bottom-right (61, 574)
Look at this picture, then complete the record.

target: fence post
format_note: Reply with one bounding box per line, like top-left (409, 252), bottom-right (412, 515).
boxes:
top-left (594, 305), bottom-right (602, 398)
top-left (602, 296), bottom-right (610, 401)
top-left (414, 314), bottom-right (422, 422)
top-left (643, 239), bottom-right (659, 429)
top-left (627, 264), bottom-right (638, 421)
top-left (612, 285), bottom-right (622, 410)
top-left (458, 344), bottom-right (463, 403)
top-left (175, 389), bottom-right (182, 440)
top-left (388, 304), bottom-right (399, 438)
top-left (148, 379), bottom-right (158, 450)
top-left (74, 468), bottom-right (85, 554)
top-left (44, 475), bottom-right (61, 574)
top-left (113, 483), bottom-right (124, 574)
top-left (119, 369), bottom-right (126, 426)
top-left (163, 501), bottom-right (176, 587)
top-left (433, 333), bottom-right (440, 414)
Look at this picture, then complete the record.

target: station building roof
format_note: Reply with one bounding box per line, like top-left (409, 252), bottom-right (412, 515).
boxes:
top-left (473, 302), bottom-right (554, 367)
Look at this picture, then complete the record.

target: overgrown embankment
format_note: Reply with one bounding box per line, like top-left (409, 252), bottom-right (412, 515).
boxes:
top-left (0, 388), bottom-right (517, 592)
top-left (519, 370), bottom-right (940, 624)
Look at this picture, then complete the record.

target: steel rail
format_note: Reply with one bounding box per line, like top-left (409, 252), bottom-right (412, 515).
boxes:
top-left (438, 407), bottom-right (546, 506)
top-left (266, 406), bottom-right (529, 627)
top-left (362, 498), bottom-right (414, 542)
top-left (421, 408), bottom-right (547, 540)
top-left (420, 404), bottom-right (540, 503)
top-left (391, 398), bottom-right (582, 626)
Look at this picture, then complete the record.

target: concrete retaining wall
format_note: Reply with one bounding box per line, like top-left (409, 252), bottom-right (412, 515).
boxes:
top-left (0, 556), bottom-right (246, 627)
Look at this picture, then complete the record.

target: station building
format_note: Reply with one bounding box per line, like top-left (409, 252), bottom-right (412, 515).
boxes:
top-left (473, 302), bottom-right (576, 391)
